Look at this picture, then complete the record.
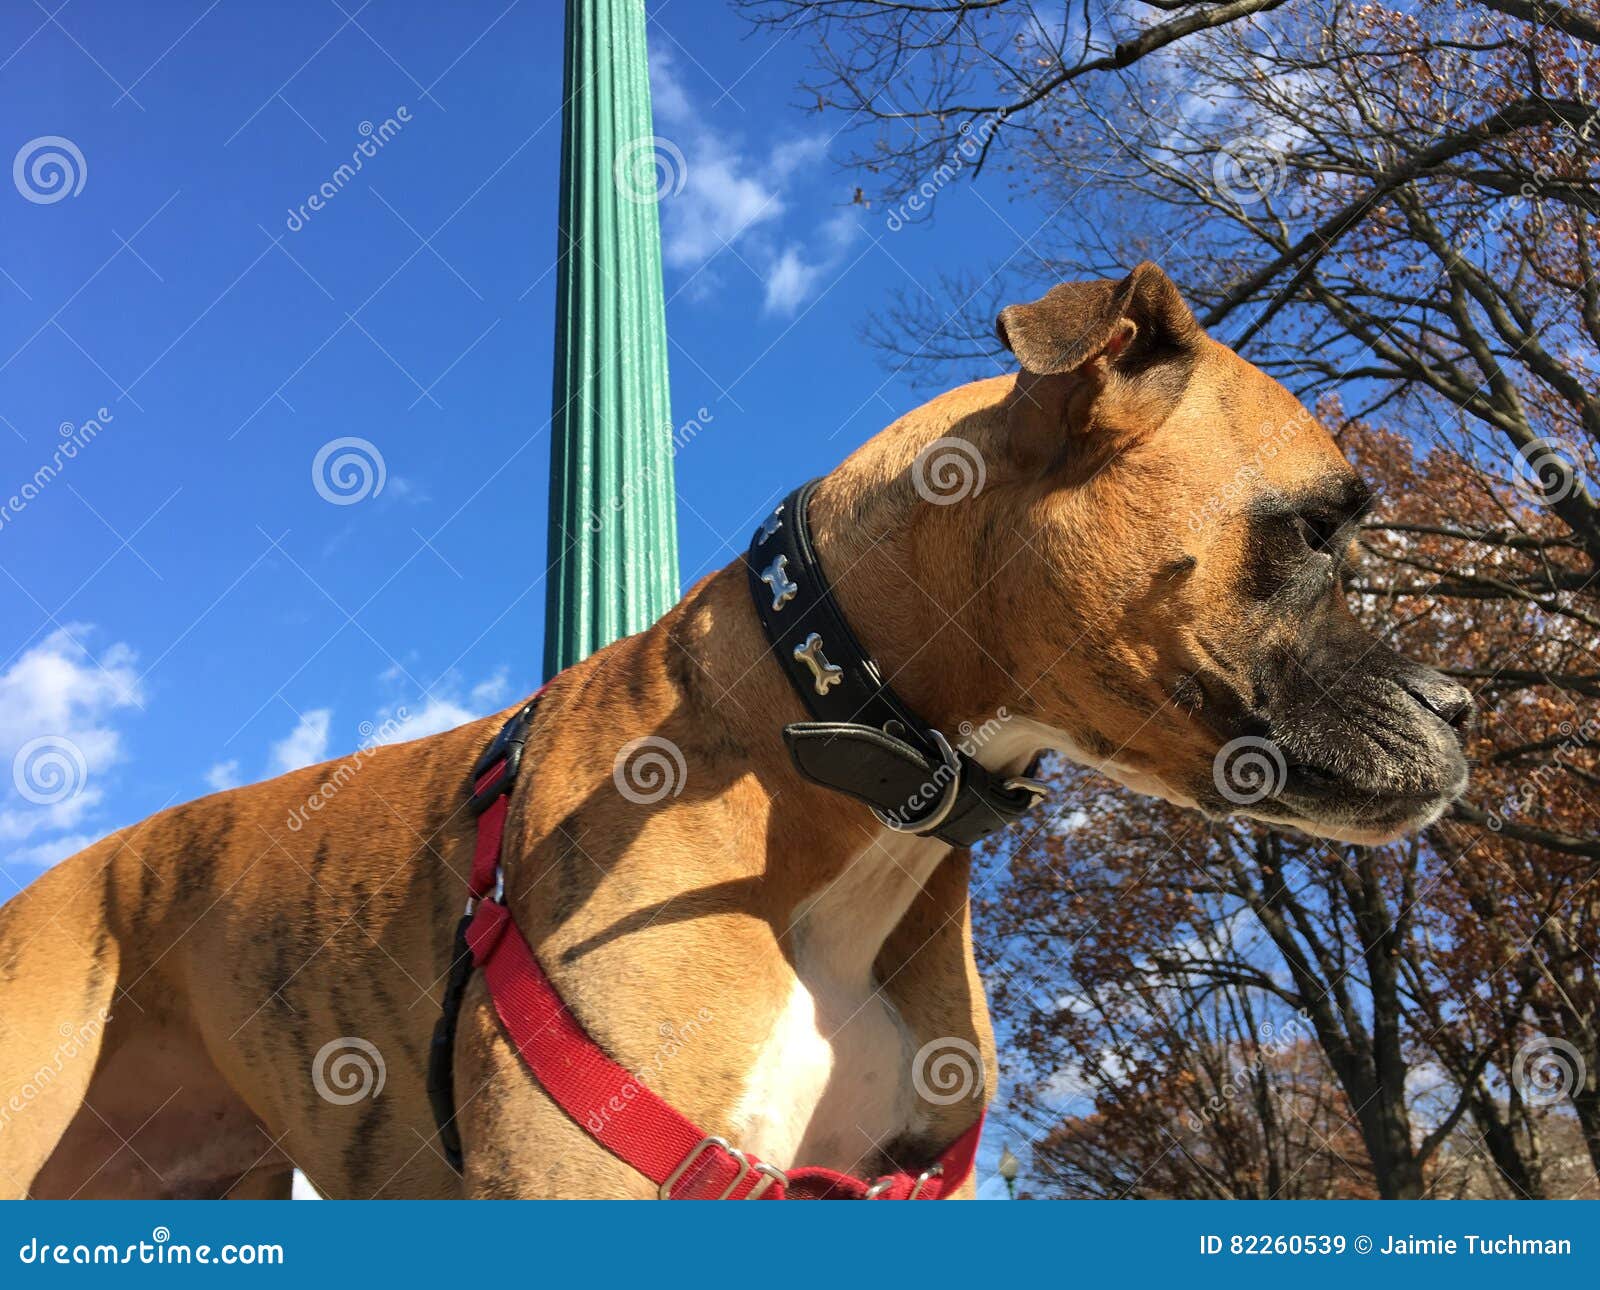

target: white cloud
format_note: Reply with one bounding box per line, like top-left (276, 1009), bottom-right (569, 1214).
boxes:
top-left (374, 697), bottom-right (477, 744)
top-left (469, 668), bottom-right (511, 709)
top-left (650, 47), bottom-right (847, 314)
top-left (767, 135), bottom-right (828, 182)
top-left (6, 830), bottom-right (104, 871)
top-left (383, 476), bottom-right (429, 505)
top-left (0, 791), bottom-right (98, 849)
top-left (270, 709), bottom-right (331, 773)
top-left (248, 668), bottom-right (513, 791)
top-left (650, 50), bottom-right (694, 122)
top-left (1037, 1056), bottom-right (1110, 1109)
top-left (205, 759), bottom-right (241, 792)
top-left (762, 247), bottom-right (815, 316)
top-left (662, 149), bottom-right (782, 270)
top-left (656, 144), bottom-right (780, 270)
top-left (762, 209), bottom-right (862, 316)
top-left (370, 667), bottom-right (516, 747)
top-left (0, 627), bottom-right (142, 851)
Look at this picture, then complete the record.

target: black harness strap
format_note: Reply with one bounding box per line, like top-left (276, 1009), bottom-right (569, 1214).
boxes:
top-left (743, 478), bottom-right (1045, 847)
top-left (426, 914), bottom-right (474, 1173)
top-left (428, 699), bottom-right (542, 1175)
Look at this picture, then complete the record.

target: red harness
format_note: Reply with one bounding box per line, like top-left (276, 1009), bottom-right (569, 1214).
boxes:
top-left (447, 710), bottom-right (983, 1199)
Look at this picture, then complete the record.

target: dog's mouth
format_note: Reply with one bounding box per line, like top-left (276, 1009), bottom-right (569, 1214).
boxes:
top-left (1225, 757), bottom-right (1469, 845)
top-left (1201, 666), bottom-right (1473, 846)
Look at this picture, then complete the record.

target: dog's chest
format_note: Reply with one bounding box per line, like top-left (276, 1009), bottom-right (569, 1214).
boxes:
top-left (727, 833), bottom-right (948, 1171)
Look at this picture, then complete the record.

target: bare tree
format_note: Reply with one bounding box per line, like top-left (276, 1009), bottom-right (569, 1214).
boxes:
top-left (747, 0), bottom-right (1600, 564)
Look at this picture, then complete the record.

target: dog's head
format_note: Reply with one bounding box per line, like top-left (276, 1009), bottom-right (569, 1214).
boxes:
top-left (865, 262), bottom-right (1470, 845)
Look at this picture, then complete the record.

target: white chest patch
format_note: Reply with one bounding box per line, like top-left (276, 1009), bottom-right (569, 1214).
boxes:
top-left (726, 715), bottom-right (1130, 1170)
top-left (729, 830), bottom-right (948, 1171)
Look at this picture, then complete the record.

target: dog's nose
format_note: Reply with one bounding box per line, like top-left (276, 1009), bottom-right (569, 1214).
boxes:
top-left (1399, 668), bottom-right (1473, 733)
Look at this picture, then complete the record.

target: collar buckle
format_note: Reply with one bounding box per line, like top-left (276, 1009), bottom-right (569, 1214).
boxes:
top-left (468, 699), bottom-right (540, 815)
top-left (749, 479), bottom-right (1048, 847)
top-left (872, 728), bottom-right (963, 836)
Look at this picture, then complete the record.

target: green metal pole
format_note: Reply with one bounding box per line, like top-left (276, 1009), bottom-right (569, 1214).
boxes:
top-left (544, 0), bottom-right (681, 679)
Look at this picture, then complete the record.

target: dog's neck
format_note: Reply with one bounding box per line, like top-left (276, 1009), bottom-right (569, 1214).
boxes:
top-left (698, 480), bottom-right (1019, 960)
top-left (703, 475), bottom-right (1009, 903)
top-left (526, 471), bottom-right (1032, 1171)
top-left (789, 824), bottom-right (951, 991)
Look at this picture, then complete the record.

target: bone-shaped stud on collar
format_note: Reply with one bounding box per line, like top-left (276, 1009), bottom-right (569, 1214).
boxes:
top-left (793, 632), bottom-right (844, 695)
top-left (756, 507), bottom-right (783, 543)
top-left (760, 555), bottom-right (798, 611)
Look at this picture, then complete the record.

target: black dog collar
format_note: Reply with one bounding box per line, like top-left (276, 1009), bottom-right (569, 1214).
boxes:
top-left (744, 479), bottom-right (1046, 847)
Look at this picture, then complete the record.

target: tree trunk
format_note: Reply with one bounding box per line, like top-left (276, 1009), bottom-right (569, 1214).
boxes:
top-left (1468, 1084), bottom-right (1545, 1198)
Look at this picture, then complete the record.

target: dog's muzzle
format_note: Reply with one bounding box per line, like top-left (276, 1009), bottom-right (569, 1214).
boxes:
top-left (1215, 649), bottom-right (1472, 841)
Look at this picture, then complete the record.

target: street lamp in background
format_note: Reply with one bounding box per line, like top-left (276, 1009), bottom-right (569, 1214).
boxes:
top-left (998, 1146), bottom-right (1020, 1199)
top-left (543, 0), bottom-right (681, 679)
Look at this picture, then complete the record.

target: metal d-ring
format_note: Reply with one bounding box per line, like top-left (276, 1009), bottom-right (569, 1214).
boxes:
top-left (873, 728), bottom-right (962, 836)
top-left (908, 1163), bottom-right (943, 1199)
top-left (463, 866), bottom-right (506, 916)
top-left (746, 1162), bottom-right (787, 1199)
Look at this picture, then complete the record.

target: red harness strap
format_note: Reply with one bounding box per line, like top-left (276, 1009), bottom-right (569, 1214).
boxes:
top-left (460, 741), bottom-right (984, 1199)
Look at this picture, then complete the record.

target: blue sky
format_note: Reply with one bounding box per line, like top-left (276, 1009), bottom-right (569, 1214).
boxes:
top-left (0, 1), bottom-right (1053, 902)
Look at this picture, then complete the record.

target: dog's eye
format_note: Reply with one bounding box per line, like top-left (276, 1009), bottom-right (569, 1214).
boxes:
top-left (1296, 513), bottom-right (1345, 554)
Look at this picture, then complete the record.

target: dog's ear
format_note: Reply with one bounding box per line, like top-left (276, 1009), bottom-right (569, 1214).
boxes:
top-left (995, 262), bottom-right (1200, 377)
top-left (997, 263), bottom-right (1203, 464)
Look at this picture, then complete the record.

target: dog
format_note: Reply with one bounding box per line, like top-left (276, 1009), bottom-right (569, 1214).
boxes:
top-left (0, 263), bottom-right (1470, 1199)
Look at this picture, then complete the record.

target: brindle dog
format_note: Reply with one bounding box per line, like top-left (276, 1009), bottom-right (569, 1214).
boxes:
top-left (0, 264), bottom-right (1469, 1198)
